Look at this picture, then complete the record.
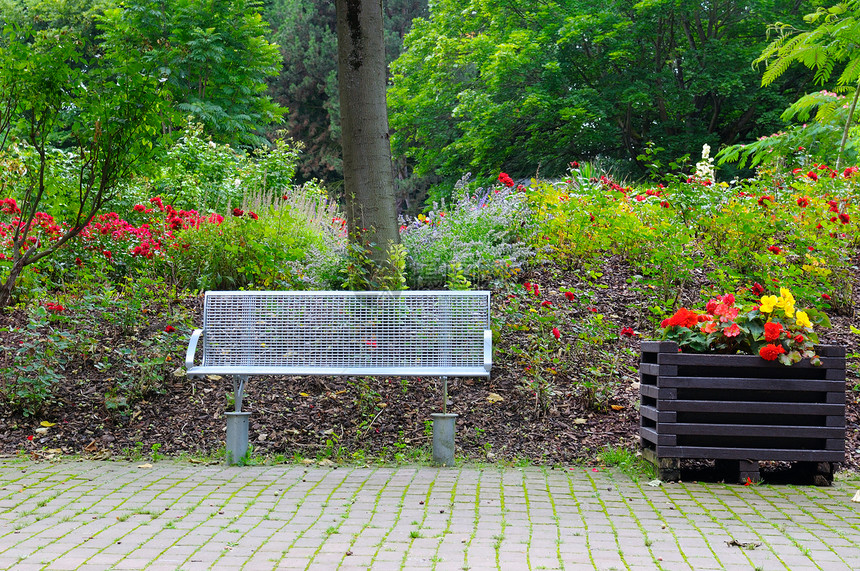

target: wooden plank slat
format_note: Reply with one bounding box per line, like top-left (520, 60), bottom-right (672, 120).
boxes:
top-left (653, 446), bottom-right (845, 462)
top-left (656, 423), bottom-right (844, 438)
top-left (639, 363), bottom-right (678, 377)
top-left (640, 426), bottom-right (675, 446)
top-left (826, 368), bottom-right (847, 380)
top-left (657, 352), bottom-right (844, 369)
top-left (652, 377), bottom-right (844, 392)
top-left (639, 385), bottom-right (677, 400)
top-left (661, 400), bottom-right (843, 415)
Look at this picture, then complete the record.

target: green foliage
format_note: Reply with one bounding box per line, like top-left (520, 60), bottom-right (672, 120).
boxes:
top-left (171, 196), bottom-right (326, 291)
top-left (0, 306), bottom-right (70, 417)
top-left (0, 13), bottom-right (167, 306)
top-left (104, 0), bottom-right (285, 147)
top-left (722, 1), bottom-right (860, 170)
top-left (141, 123), bottom-right (301, 212)
top-left (389, 0), bottom-right (813, 198)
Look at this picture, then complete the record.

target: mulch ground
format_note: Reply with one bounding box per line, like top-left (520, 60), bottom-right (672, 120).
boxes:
top-left (1, 257), bottom-right (858, 478)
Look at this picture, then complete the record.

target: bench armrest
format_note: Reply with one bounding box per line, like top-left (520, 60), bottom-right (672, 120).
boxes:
top-left (483, 329), bottom-right (493, 372)
top-left (185, 329), bottom-right (204, 376)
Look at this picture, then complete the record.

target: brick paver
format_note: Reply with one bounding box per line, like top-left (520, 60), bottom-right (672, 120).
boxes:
top-left (1, 459), bottom-right (859, 570)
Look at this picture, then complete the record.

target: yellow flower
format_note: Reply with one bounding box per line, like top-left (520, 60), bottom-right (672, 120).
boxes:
top-left (783, 304), bottom-right (795, 318)
top-left (795, 311), bottom-right (812, 329)
top-left (779, 288), bottom-right (796, 307)
top-left (759, 295), bottom-right (778, 313)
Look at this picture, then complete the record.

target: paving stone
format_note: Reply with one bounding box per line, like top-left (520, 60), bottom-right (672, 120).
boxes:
top-left (3, 459), bottom-right (860, 570)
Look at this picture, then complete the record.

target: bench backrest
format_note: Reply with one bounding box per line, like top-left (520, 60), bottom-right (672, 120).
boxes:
top-left (199, 290), bottom-right (491, 377)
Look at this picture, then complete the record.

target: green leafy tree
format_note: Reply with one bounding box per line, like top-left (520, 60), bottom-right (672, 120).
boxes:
top-left (389, 0), bottom-right (815, 199)
top-left (0, 21), bottom-right (166, 307)
top-left (108, 0), bottom-right (285, 147)
top-left (720, 1), bottom-right (860, 170)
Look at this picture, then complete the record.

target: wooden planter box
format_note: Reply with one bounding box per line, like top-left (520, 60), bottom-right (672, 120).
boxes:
top-left (639, 341), bottom-right (846, 484)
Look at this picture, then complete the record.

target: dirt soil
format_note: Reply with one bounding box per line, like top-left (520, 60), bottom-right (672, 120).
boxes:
top-left (1, 257), bottom-right (858, 478)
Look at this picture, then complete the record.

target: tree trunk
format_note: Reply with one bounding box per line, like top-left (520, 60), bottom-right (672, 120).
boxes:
top-left (336, 0), bottom-right (400, 270)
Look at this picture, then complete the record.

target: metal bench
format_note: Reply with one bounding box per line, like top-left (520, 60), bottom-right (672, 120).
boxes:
top-left (185, 290), bottom-right (493, 463)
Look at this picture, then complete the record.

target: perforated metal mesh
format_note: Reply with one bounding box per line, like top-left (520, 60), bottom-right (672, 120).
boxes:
top-left (201, 291), bottom-right (490, 374)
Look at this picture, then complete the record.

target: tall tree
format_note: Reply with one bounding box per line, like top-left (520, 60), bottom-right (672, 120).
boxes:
top-left (266, 0), bottom-right (427, 185)
top-left (335, 0), bottom-right (400, 274)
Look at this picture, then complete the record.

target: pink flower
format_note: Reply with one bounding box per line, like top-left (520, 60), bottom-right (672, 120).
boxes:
top-left (723, 323), bottom-right (741, 337)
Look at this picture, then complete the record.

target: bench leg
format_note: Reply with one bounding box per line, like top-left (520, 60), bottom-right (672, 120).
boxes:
top-left (226, 375), bottom-right (250, 465)
top-left (232, 375), bottom-right (248, 413)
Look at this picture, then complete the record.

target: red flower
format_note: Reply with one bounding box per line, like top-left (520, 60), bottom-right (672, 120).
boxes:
top-left (764, 322), bottom-right (783, 342)
top-left (75, 257), bottom-right (83, 267)
top-left (232, 208), bottom-right (244, 217)
top-left (620, 327), bottom-right (635, 337)
top-left (564, 291), bottom-right (576, 301)
top-left (724, 323), bottom-right (741, 337)
top-left (767, 245), bottom-right (781, 254)
top-left (821, 293), bottom-right (831, 300)
top-left (164, 325), bottom-right (176, 333)
top-left (807, 171), bottom-right (818, 181)
top-left (533, 285), bottom-right (541, 297)
top-left (524, 282), bottom-right (532, 293)
top-left (659, 201), bottom-right (670, 208)
top-left (843, 166), bottom-right (858, 178)
top-left (540, 300), bottom-right (552, 307)
top-left (796, 197), bottom-right (809, 207)
top-left (663, 307), bottom-right (700, 329)
top-left (751, 282), bottom-right (764, 296)
top-left (103, 250), bottom-right (112, 261)
top-left (839, 213), bottom-right (850, 224)
top-left (552, 327), bottom-right (561, 340)
top-left (794, 335), bottom-right (804, 343)
top-left (759, 344), bottom-right (786, 361)
top-left (248, 212), bottom-right (259, 220)
top-left (498, 172), bottom-right (515, 187)
top-left (757, 195), bottom-right (774, 206)
top-left (27, 435), bottom-right (34, 441)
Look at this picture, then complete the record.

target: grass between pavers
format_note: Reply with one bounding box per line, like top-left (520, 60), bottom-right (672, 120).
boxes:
top-left (3, 459), bottom-right (859, 570)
